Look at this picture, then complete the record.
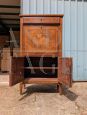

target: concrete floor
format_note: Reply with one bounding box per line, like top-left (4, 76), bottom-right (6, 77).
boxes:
top-left (0, 75), bottom-right (87, 115)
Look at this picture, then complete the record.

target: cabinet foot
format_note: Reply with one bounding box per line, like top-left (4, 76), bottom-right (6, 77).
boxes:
top-left (59, 83), bottom-right (63, 95)
top-left (20, 82), bottom-right (23, 95)
top-left (57, 85), bottom-right (59, 92)
top-left (23, 83), bottom-right (26, 89)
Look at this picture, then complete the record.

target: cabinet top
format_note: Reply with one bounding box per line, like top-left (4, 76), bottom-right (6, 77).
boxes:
top-left (20, 14), bottom-right (64, 17)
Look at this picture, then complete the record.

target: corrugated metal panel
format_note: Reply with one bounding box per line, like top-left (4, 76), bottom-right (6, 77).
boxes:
top-left (21, 0), bottom-right (87, 81)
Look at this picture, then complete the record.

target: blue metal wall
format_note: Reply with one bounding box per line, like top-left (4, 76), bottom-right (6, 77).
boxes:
top-left (21, 0), bottom-right (87, 81)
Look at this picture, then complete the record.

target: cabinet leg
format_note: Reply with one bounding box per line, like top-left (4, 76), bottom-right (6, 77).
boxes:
top-left (23, 81), bottom-right (26, 89)
top-left (23, 84), bottom-right (26, 89)
top-left (57, 85), bottom-right (59, 92)
top-left (59, 83), bottom-right (63, 95)
top-left (20, 82), bottom-right (23, 95)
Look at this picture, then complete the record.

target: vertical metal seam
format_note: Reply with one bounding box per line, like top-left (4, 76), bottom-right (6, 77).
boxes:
top-left (70, 0), bottom-right (71, 57)
top-left (57, 0), bottom-right (58, 14)
top-left (76, 0), bottom-right (78, 80)
top-left (43, 0), bottom-right (44, 14)
top-left (50, 0), bottom-right (51, 14)
top-left (55, 0), bottom-right (57, 14)
top-left (82, 0), bottom-right (84, 78)
top-left (64, 0), bottom-right (65, 56)
top-left (36, 0), bottom-right (37, 14)
top-left (29, 0), bottom-right (30, 14)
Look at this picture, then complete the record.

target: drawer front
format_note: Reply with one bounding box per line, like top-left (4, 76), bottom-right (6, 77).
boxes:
top-left (23, 17), bottom-right (60, 24)
top-left (23, 17), bottom-right (42, 23)
top-left (42, 17), bottom-right (60, 24)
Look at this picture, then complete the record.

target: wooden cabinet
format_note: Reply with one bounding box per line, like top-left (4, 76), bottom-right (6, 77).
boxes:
top-left (9, 15), bottom-right (73, 95)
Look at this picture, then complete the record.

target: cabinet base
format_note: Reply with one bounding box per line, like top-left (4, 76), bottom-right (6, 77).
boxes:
top-left (19, 82), bottom-right (63, 95)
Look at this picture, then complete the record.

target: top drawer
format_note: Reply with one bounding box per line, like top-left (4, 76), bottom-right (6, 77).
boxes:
top-left (23, 17), bottom-right (60, 24)
top-left (42, 17), bottom-right (60, 24)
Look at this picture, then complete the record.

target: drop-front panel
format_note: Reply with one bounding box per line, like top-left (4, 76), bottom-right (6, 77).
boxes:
top-left (20, 15), bottom-right (62, 57)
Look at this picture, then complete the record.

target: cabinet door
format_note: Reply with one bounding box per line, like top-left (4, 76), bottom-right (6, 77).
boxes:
top-left (9, 57), bottom-right (24, 86)
top-left (58, 58), bottom-right (72, 87)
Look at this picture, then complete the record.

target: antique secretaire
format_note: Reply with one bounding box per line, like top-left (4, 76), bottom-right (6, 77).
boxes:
top-left (9, 15), bottom-right (72, 95)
